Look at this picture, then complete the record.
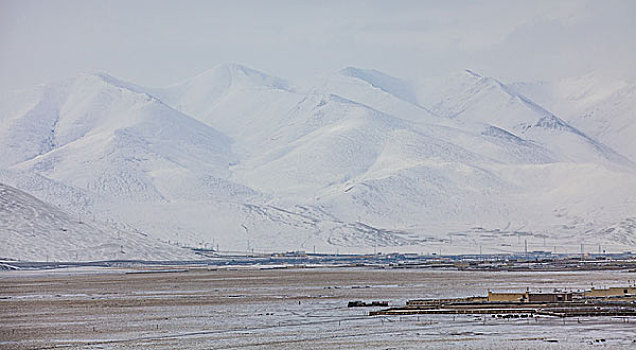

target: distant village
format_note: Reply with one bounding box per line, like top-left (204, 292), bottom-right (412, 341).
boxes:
top-left (370, 285), bottom-right (636, 318)
top-left (6, 247), bottom-right (636, 271)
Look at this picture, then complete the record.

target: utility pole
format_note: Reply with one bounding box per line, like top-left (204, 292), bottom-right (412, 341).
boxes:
top-left (580, 243), bottom-right (584, 260)
top-left (524, 239), bottom-right (528, 261)
top-left (242, 224), bottom-right (249, 254)
top-left (372, 234), bottom-right (378, 255)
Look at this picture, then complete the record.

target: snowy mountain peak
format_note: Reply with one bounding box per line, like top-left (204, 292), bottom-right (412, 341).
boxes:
top-left (338, 66), bottom-right (418, 105)
top-left (145, 64), bottom-right (294, 121)
top-left (40, 71), bottom-right (163, 110)
top-left (464, 69), bottom-right (482, 79)
top-left (83, 72), bottom-right (156, 97)
top-left (185, 63), bottom-right (290, 91)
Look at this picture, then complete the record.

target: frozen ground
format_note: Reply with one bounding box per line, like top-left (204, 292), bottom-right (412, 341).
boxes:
top-left (1, 267), bottom-right (635, 349)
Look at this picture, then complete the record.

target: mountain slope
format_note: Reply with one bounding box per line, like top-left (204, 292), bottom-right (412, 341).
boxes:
top-left (510, 74), bottom-right (636, 163)
top-left (415, 70), bottom-right (633, 167)
top-left (149, 64), bottom-right (305, 160)
top-left (318, 67), bottom-right (439, 124)
top-left (2, 73), bottom-right (239, 202)
top-left (0, 182), bottom-right (198, 261)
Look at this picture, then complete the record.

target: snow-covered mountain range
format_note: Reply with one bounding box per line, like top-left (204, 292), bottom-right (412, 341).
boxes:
top-left (1, 64), bottom-right (635, 260)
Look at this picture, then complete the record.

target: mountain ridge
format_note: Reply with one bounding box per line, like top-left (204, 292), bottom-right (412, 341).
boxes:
top-left (1, 65), bottom-right (635, 260)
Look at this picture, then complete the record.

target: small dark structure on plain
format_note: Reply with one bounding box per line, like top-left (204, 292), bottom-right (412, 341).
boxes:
top-left (348, 300), bottom-right (389, 307)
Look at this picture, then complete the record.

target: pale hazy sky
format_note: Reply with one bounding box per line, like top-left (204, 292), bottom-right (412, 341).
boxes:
top-left (1, 0), bottom-right (635, 92)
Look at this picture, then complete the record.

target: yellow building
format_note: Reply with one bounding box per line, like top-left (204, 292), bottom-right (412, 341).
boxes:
top-left (487, 291), bottom-right (526, 302)
top-left (487, 291), bottom-right (572, 302)
top-left (584, 287), bottom-right (636, 298)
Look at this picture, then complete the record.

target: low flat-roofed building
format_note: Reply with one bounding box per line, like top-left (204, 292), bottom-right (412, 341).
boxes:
top-left (527, 292), bottom-right (572, 302)
top-left (585, 287), bottom-right (636, 298)
top-left (487, 291), bottom-right (526, 302)
top-left (488, 291), bottom-right (572, 302)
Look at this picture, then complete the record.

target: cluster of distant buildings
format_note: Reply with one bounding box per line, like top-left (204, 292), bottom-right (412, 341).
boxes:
top-left (373, 285), bottom-right (636, 317)
top-left (487, 286), bottom-right (636, 303)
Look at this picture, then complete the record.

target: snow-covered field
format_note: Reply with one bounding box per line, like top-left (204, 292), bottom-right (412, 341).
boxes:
top-left (1, 267), bottom-right (635, 349)
top-left (1, 65), bottom-right (635, 260)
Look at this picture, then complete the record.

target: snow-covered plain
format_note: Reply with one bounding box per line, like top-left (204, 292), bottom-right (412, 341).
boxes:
top-left (1, 65), bottom-right (635, 260)
top-left (1, 267), bottom-right (635, 349)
